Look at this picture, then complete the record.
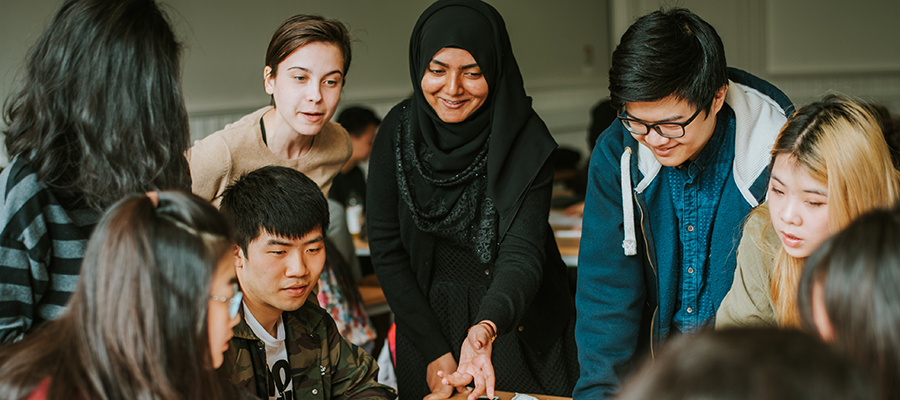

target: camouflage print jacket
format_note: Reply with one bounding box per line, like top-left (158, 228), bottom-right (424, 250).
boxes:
top-left (222, 298), bottom-right (397, 400)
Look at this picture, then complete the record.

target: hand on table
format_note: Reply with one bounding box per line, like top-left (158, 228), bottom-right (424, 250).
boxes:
top-left (441, 321), bottom-right (496, 400)
top-left (424, 353), bottom-right (467, 400)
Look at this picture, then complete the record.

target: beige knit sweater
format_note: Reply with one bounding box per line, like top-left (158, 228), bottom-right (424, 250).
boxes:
top-left (188, 106), bottom-right (352, 206)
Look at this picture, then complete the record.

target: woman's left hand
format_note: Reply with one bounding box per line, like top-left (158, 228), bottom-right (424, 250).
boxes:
top-left (441, 321), bottom-right (496, 400)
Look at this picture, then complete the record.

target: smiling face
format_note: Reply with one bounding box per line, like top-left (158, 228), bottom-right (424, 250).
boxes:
top-left (421, 47), bottom-right (489, 123)
top-left (264, 41), bottom-right (344, 137)
top-left (236, 228), bottom-right (326, 322)
top-left (624, 86), bottom-right (727, 167)
top-left (207, 254), bottom-right (240, 369)
top-left (768, 154), bottom-right (831, 259)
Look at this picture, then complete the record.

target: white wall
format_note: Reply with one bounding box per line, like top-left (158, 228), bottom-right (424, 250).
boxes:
top-left (0, 0), bottom-right (609, 158)
top-left (168, 0), bottom-right (609, 149)
top-left (5, 0), bottom-right (900, 164)
top-left (609, 0), bottom-right (900, 112)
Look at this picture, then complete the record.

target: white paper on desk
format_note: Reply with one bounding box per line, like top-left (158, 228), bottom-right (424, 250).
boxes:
top-left (555, 230), bottom-right (581, 238)
top-left (548, 211), bottom-right (582, 229)
top-left (511, 394), bottom-right (538, 400)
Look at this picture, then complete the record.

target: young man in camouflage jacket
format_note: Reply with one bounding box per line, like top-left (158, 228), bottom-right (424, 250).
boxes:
top-left (219, 166), bottom-right (396, 400)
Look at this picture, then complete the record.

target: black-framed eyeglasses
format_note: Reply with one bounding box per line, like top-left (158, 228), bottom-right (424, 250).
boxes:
top-left (617, 100), bottom-right (711, 139)
top-left (210, 283), bottom-right (242, 319)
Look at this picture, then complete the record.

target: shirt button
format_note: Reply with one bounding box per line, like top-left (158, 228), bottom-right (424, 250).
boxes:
top-left (688, 267), bottom-right (694, 274)
top-left (484, 269), bottom-right (490, 275)
top-left (687, 225), bottom-right (694, 232)
top-left (312, 389), bottom-right (318, 395)
top-left (687, 307), bottom-right (693, 313)
top-left (518, 326), bottom-right (524, 332)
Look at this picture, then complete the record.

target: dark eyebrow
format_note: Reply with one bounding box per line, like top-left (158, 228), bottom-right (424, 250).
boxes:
top-left (771, 175), bottom-right (784, 186)
top-left (266, 239), bottom-right (292, 247)
top-left (286, 66), bottom-right (344, 77)
top-left (623, 110), bottom-right (686, 124)
top-left (429, 59), bottom-right (479, 70)
top-left (305, 234), bottom-right (325, 245)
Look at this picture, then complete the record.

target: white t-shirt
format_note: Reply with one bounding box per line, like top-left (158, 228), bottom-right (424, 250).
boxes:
top-left (244, 304), bottom-right (294, 400)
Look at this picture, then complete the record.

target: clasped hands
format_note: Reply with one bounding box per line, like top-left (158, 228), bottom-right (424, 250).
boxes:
top-left (424, 320), bottom-right (497, 400)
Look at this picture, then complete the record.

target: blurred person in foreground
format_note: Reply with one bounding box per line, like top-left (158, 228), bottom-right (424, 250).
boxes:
top-left (800, 206), bottom-right (900, 400)
top-left (618, 328), bottom-right (875, 400)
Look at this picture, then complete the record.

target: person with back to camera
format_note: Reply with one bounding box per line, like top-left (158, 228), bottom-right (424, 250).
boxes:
top-left (327, 106), bottom-right (381, 281)
top-left (366, 1), bottom-right (579, 399)
top-left (575, 8), bottom-right (793, 399)
top-left (189, 15), bottom-right (353, 205)
top-left (0, 191), bottom-right (247, 400)
top-left (799, 207), bottom-right (900, 400)
top-left (219, 166), bottom-right (396, 400)
top-left (0, 0), bottom-right (192, 345)
top-left (330, 106), bottom-right (381, 210)
top-left (716, 95), bottom-right (900, 328)
top-left (616, 327), bottom-right (877, 400)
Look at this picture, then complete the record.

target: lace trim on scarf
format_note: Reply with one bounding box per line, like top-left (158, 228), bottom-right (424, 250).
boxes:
top-left (395, 104), bottom-right (497, 263)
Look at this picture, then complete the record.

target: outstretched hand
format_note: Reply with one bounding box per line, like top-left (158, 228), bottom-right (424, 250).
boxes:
top-left (424, 353), bottom-right (468, 400)
top-left (441, 321), bottom-right (496, 400)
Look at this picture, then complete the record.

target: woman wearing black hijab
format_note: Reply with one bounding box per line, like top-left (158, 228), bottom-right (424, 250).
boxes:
top-left (367, 0), bottom-right (578, 399)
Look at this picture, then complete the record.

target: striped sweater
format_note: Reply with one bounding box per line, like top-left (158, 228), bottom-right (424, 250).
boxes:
top-left (0, 157), bottom-right (100, 344)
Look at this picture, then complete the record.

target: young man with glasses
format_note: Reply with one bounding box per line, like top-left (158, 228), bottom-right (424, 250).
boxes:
top-left (218, 166), bottom-right (396, 400)
top-left (574, 8), bottom-right (793, 400)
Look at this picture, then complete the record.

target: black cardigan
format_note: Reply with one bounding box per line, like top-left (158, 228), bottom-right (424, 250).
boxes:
top-left (366, 101), bottom-right (573, 363)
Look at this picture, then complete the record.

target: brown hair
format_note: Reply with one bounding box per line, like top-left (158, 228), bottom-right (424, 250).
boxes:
top-left (265, 14), bottom-right (352, 80)
top-left (0, 192), bottom-right (237, 400)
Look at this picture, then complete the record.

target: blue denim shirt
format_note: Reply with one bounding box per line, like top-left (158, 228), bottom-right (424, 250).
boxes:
top-left (668, 105), bottom-right (736, 333)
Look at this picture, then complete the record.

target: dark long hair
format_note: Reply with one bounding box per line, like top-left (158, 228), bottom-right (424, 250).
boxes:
top-left (799, 207), bottom-right (900, 400)
top-left (0, 192), bottom-right (237, 400)
top-left (2, 0), bottom-right (191, 211)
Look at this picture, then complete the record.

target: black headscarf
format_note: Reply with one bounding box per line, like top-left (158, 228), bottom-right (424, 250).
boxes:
top-left (407, 0), bottom-right (556, 239)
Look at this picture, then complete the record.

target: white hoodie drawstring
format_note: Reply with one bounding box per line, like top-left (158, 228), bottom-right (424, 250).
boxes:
top-left (621, 147), bottom-right (637, 256)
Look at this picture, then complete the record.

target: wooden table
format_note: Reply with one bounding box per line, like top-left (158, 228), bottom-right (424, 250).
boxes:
top-left (447, 390), bottom-right (571, 400)
top-left (357, 273), bottom-right (390, 315)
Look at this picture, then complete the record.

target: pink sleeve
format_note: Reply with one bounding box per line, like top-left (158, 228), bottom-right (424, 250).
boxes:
top-left (26, 377), bottom-right (51, 400)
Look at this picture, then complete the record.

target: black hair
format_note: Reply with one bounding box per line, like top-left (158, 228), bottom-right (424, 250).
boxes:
top-left (2, 0), bottom-right (191, 211)
top-left (799, 207), bottom-right (900, 400)
top-left (588, 98), bottom-right (617, 151)
top-left (608, 8), bottom-right (728, 113)
top-left (219, 166), bottom-right (329, 255)
top-left (337, 106), bottom-right (382, 137)
top-left (618, 328), bottom-right (876, 400)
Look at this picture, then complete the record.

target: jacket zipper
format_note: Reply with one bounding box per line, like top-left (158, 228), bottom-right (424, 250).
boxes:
top-left (634, 190), bottom-right (658, 360)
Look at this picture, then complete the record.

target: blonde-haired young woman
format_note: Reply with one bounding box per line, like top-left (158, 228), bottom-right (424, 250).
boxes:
top-left (716, 94), bottom-right (900, 328)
